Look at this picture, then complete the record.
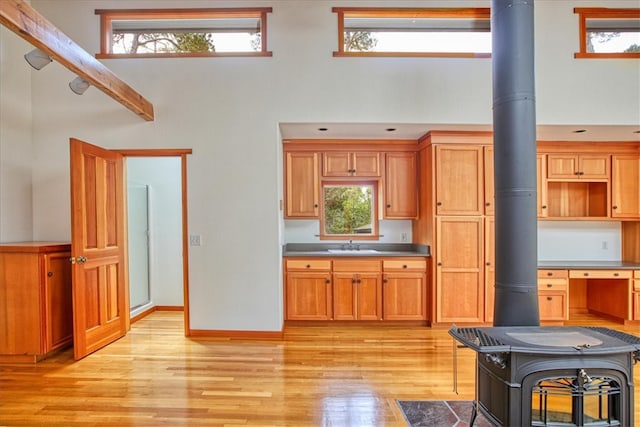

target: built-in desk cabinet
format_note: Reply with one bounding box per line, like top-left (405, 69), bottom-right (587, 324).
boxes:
top-left (0, 243), bottom-right (73, 363)
top-left (538, 270), bottom-right (569, 322)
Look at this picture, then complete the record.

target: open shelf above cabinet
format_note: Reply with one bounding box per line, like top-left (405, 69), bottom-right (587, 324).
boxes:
top-left (546, 181), bottom-right (609, 219)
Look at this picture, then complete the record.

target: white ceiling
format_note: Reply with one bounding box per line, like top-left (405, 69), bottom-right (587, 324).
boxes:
top-left (279, 122), bottom-right (640, 142)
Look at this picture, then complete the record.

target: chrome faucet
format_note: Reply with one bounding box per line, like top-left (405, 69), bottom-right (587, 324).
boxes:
top-left (341, 239), bottom-right (359, 250)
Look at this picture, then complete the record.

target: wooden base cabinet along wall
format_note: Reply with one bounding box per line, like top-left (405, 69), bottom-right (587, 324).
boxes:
top-left (285, 259), bottom-right (332, 320)
top-left (382, 259), bottom-right (427, 320)
top-left (332, 259), bottom-right (382, 320)
top-left (0, 243), bottom-right (73, 363)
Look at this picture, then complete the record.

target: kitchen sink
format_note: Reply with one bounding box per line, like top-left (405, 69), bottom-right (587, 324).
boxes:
top-left (327, 249), bottom-right (379, 254)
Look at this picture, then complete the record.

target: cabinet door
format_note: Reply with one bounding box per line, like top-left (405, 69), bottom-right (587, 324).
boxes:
top-left (611, 154), bottom-right (640, 218)
top-left (333, 273), bottom-right (356, 320)
top-left (578, 154), bottom-right (609, 179)
top-left (484, 217), bottom-right (495, 323)
top-left (435, 145), bottom-right (484, 215)
top-left (547, 154), bottom-right (579, 179)
top-left (286, 272), bottom-right (332, 320)
top-left (383, 273), bottom-right (426, 320)
top-left (352, 152), bottom-right (380, 177)
top-left (323, 152), bottom-right (351, 177)
top-left (44, 252), bottom-right (73, 352)
top-left (285, 152), bottom-right (319, 218)
top-left (484, 146), bottom-right (494, 215)
top-left (385, 152), bottom-right (417, 218)
top-left (435, 217), bottom-right (484, 323)
top-left (634, 292), bottom-right (640, 321)
top-left (537, 154), bottom-right (548, 217)
top-left (538, 293), bottom-right (567, 321)
top-left (357, 273), bottom-right (382, 320)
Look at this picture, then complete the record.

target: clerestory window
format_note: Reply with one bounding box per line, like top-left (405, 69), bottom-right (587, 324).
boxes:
top-left (574, 8), bottom-right (640, 58)
top-left (333, 7), bottom-right (491, 58)
top-left (95, 8), bottom-right (272, 58)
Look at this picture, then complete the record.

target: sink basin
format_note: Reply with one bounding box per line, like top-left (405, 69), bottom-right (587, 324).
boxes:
top-left (327, 249), bottom-right (379, 254)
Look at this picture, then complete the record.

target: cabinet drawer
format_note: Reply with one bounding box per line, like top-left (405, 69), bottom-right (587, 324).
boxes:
top-left (538, 293), bottom-right (567, 321)
top-left (634, 279), bottom-right (640, 292)
top-left (286, 259), bottom-right (331, 271)
top-left (383, 259), bottom-right (426, 272)
top-left (538, 269), bottom-right (568, 279)
top-left (538, 281), bottom-right (567, 291)
top-left (635, 270), bottom-right (640, 279)
top-left (569, 270), bottom-right (632, 279)
top-left (333, 259), bottom-right (381, 272)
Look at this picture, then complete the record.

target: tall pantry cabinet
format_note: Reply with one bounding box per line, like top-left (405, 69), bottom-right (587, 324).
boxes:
top-left (0, 243), bottom-right (73, 363)
top-left (416, 132), bottom-right (494, 325)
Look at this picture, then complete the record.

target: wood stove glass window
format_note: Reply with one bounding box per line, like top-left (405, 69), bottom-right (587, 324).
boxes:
top-left (532, 373), bottom-right (621, 426)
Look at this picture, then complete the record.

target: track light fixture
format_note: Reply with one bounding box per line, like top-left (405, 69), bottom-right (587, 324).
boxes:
top-left (24, 48), bottom-right (52, 70)
top-left (69, 76), bottom-right (90, 95)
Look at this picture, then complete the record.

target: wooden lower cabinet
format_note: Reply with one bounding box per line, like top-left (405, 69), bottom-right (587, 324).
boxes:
top-left (0, 243), bottom-right (73, 363)
top-left (285, 260), bottom-right (332, 320)
top-left (538, 269), bottom-right (568, 322)
top-left (285, 257), bottom-right (427, 322)
top-left (332, 260), bottom-right (382, 321)
top-left (435, 217), bottom-right (484, 323)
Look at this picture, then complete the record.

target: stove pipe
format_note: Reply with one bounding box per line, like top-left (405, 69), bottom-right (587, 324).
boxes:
top-left (491, 0), bottom-right (540, 326)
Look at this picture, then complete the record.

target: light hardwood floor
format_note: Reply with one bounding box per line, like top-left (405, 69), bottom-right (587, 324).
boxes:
top-left (1, 312), bottom-right (638, 426)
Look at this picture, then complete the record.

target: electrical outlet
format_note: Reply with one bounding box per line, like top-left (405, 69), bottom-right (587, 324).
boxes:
top-left (190, 234), bottom-right (202, 246)
top-left (401, 232), bottom-right (408, 242)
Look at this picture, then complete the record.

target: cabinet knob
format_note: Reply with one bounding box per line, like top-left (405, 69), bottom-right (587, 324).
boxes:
top-left (486, 262), bottom-right (491, 266)
top-left (383, 279), bottom-right (388, 284)
top-left (437, 262), bottom-right (442, 266)
top-left (47, 271), bottom-right (53, 277)
top-left (306, 264), bottom-right (311, 268)
top-left (547, 296), bottom-right (553, 301)
top-left (613, 205), bottom-right (618, 210)
top-left (402, 265), bottom-right (407, 269)
top-left (437, 202), bottom-right (442, 206)
top-left (546, 283), bottom-right (552, 288)
top-left (314, 204), bottom-right (318, 208)
top-left (485, 202), bottom-right (491, 207)
top-left (614, 273), bottom-right (619, 277)
top-left (547, 272), bottom-right (553, 276)
top-left (584, 272), bottom-right (589, 277)
top-left (542, 205), bottom-right (547, 209)
top-left (386, 204), bottom-right (391, 208)
top-left (325, 279), bottom-right (330, 285)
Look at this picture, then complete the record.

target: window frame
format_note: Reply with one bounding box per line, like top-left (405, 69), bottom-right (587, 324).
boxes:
top-left (574, 8), bottom-right (640, 59)
top-left (95, 8), bottom-right (272, 58)
top-left (319, 180), bottom-right (380, 241)
top-left (332, 7), bottom-right (491, 58)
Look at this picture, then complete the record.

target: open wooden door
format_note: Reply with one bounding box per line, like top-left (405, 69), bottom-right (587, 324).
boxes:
top-left (70, 138), bottom-right (129, 360)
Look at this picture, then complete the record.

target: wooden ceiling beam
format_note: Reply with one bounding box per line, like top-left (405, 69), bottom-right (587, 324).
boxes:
top-left (0, 0), bottom-right (154, 121)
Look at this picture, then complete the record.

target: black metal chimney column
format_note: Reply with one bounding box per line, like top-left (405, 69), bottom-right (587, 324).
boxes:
top-left (491, 0), bottom-right (540, 326)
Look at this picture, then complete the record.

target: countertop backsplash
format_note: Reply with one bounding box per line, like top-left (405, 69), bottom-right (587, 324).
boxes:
top-left (283, 219), bottom-right (413, 244)
top-left (537, 221), bottom-right (621, 262)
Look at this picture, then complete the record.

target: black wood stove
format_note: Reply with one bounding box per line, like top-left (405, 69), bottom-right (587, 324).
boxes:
top-left (450, 326), bottom-right (640, 426)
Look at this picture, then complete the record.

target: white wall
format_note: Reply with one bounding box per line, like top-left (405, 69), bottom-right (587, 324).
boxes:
top-left (1, 0), bottom-right (638, 331)
top-left (538, 221), bottom-right (622, 262)
top-left (127, 157), bottom-right (183, 307)
top-left (0, 28), bottom-right (34, 242)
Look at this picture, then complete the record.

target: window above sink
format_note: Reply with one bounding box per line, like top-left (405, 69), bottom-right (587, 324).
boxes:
top-left (320, 182), bottom-right (379, 240)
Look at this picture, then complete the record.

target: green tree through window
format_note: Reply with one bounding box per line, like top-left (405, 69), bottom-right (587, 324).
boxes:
top-left (323, 185), bottom-right (374, 235)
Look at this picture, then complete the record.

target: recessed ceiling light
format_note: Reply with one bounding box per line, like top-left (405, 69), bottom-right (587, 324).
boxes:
top-left (573, 129), bottom-right (587, 133)
top-left (318, 127), bottom-right (328, 132)
top-left (385, 128), bottom-right (397, 132)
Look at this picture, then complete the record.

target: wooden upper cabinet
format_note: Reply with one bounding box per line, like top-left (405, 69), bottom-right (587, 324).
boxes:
top-left (384, 152), bottom-right (418, 219)
top-left (537, 154), bottom-right (548, 217)
top-left (323, 152), bottom-right (380, 177)
top-left (435, 145), bottom-right (484, 215)
top-left (611, 154), bottom-right (640, 219)
top-left (483, 146), bottom-right (494, 215)
top-left (547, 153), bottom-right (610, 180)
top-left (285, 152), bottom-right (319, 218)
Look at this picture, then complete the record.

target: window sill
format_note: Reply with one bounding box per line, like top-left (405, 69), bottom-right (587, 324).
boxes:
top-left (96, 52), bottom-right (273, 59)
